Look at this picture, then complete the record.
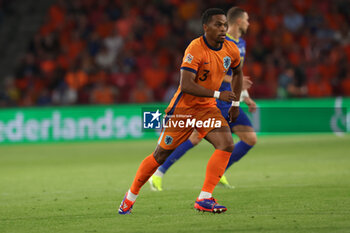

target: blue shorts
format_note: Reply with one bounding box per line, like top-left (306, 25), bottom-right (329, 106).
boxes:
top-left (218, 105), bottom-right (253, 131)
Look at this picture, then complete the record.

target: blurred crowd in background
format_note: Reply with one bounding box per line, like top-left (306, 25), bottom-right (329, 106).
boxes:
top-left (1, 0), bottom-right (350, 107)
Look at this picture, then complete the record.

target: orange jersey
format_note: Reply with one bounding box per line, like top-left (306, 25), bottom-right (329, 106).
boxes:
top-left (166, 35), bottom-right (241, 113)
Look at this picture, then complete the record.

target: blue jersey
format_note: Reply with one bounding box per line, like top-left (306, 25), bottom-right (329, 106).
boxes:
top-left (217, 35), bottom-right (246, 109)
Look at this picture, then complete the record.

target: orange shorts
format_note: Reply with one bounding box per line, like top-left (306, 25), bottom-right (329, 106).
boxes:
top-left (157, 106), bottom-right (228, 150)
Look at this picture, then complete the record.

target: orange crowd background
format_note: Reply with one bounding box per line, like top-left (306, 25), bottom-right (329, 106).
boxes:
top-left (1, 0), bottom-right (350, 107)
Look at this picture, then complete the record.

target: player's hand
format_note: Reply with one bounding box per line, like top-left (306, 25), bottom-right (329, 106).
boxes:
top-left (228, 106), bottom-right (240, 122)
top-left (244, 97), bottom-right (257, 113)
top-left (242, 76), bottom-right (253, 90)
top-left (219, 91), bottom-right (235, 102)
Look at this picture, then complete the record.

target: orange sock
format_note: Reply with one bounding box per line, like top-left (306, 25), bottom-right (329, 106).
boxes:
top-left (130, 153), bottom-right (160, 195)
top-left (201, 149), bottom-right (231, 193)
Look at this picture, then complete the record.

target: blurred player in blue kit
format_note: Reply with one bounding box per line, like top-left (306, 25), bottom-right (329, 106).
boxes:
top-left (150, 7), bottom-right (257, 190)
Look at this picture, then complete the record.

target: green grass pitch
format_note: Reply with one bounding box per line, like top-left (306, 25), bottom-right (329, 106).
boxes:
top-left (1, 134), bottom-right (350, 233)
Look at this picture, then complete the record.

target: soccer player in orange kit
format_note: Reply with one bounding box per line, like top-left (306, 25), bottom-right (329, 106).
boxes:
top-left (150, 7), bottom-right (257, 191)
top-left (119, 8), bottom-right (243, 214)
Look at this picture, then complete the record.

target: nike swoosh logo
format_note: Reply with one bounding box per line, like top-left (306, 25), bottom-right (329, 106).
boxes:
top-left (204, 62), bottom-right (210, 64)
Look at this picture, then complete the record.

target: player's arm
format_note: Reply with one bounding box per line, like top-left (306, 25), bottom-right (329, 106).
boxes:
top-left (224, 65), bottom-right (255, 112)
top-left (223, 67), bottom-right (254, 85)
top-left (224, 71), bottom-right (252, 87)
top-left (243, 95), bottom-right (257, 113)
top-left (225, 71), bottom-right (256, 113)
top-left (228, 64), bottom-right (243, 122)
top-left (240, 75), bottom-right (256, 112)
top-left (180, 69), bottom-right (235, 102)
top-left (231, 64), bottom-right (243, 102)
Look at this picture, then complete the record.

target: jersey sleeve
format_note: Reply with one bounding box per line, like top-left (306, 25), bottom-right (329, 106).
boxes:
top-left (180, 42), bottom-right (202, 74)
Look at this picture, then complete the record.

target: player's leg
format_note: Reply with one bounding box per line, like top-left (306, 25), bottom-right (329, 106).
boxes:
top-left (194, 125), bottom-right (234, 213)
top-left (225, 125), bottom-right (257, 170)
top-left (218, 124), bottom-right (256, 188)
top-left (218, 108), bottom-right (256, 187)
top-left (119, 117), bottom-right (194, 214)
top-left (150, 130), bottom-right (203, 191)
top-left (119, 145), bottom-right (173, 214)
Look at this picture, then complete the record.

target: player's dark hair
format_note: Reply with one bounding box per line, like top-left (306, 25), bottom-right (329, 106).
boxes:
top-left (227, 7), bottom-right (246, 24)
top-left (201, 8), bottom-right (225, 25)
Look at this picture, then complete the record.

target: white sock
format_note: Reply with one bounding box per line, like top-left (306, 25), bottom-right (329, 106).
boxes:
top-left (198, 191), bottom-right (212, 199)
top-left (153, 169), bottom-right (164, 178)
top-left (127, 189), bottom-right (138, 202)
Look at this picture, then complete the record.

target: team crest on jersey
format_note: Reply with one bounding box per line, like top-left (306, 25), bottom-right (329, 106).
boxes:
top-left (164, 135), bottom-right (173, 145)
top-left (223, 56), bottom-right (231, 69)
top-left (184, 53), bottom-right (194, 64)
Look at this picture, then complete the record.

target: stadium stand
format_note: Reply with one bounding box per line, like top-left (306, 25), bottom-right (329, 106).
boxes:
top-left (0, 0), bottom-right (349, 107)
